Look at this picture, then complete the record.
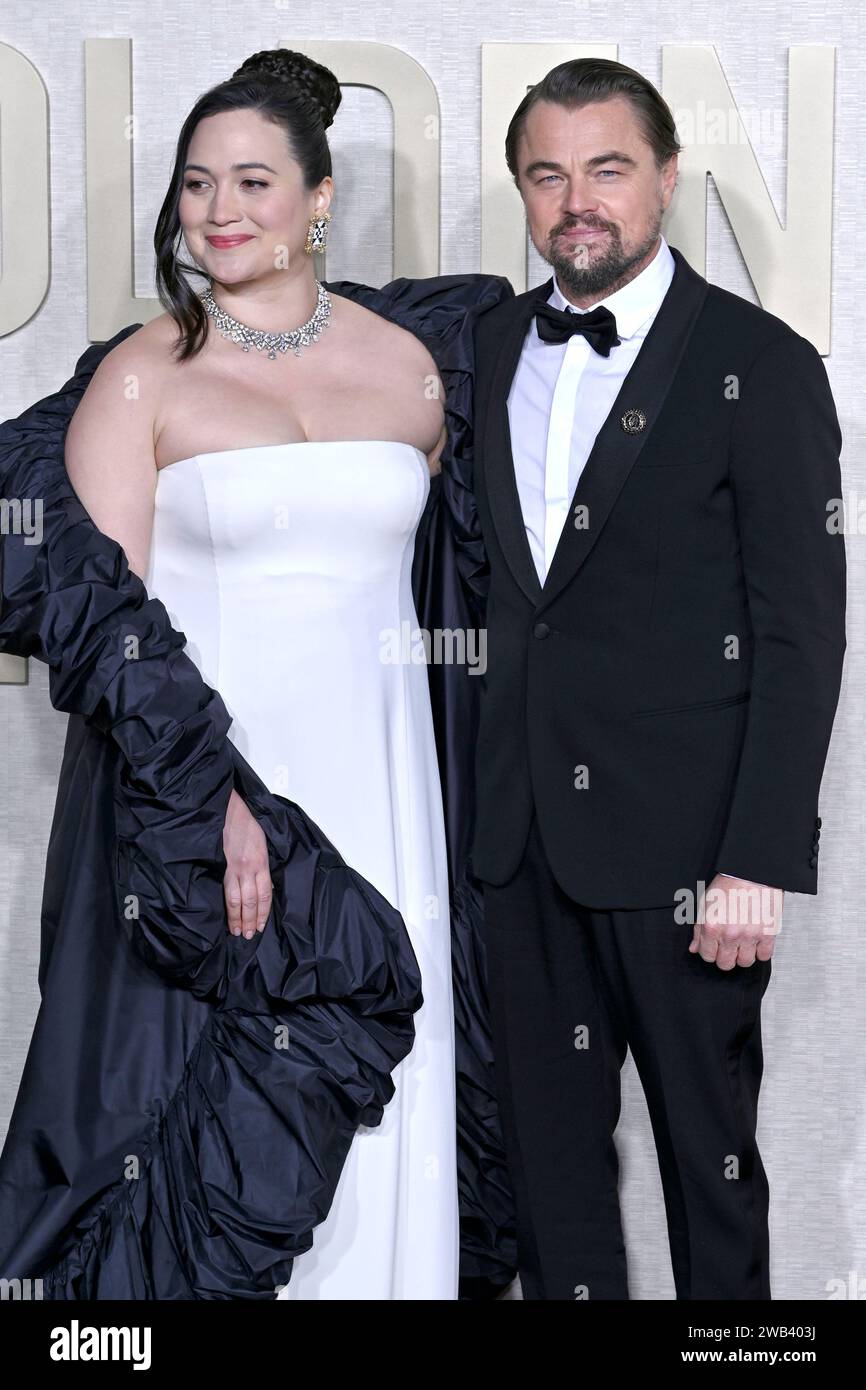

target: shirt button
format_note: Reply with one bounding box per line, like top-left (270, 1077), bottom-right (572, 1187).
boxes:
top-left (533, 621), bottom-right (551, 639)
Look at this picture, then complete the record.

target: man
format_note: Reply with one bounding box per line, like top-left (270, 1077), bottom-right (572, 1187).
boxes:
top-left (469, 57), bottom-right (846, 1299)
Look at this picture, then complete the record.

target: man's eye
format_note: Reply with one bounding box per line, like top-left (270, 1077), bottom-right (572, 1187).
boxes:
top-left (538, 175), bottom-right (561, 184)
top-left (597, 170), bottom-right (621, 178)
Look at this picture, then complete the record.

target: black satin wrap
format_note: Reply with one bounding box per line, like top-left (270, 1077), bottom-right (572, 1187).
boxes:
top-left (0, 272), bottom-right (517, 1299)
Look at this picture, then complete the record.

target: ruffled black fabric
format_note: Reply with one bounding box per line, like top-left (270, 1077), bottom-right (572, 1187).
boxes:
top-left (0, 272), bottom-right (517, 1298)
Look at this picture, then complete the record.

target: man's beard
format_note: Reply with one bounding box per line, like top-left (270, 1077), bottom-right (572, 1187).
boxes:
top-left (544, 212), bottom-right (662, 299)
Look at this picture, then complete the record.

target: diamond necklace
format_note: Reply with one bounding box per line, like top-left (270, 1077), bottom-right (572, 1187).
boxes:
top-left (199, 281), bottom-right (332, 360)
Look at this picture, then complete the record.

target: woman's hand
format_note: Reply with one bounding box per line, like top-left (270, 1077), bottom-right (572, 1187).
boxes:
top-left (222, 788), bottom-right (273, 938)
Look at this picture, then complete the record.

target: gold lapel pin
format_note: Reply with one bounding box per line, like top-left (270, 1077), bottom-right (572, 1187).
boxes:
top-left (620, 408), bottom-right (647, 434)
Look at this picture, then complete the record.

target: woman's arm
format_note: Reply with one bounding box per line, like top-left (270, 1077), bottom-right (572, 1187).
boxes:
top-left (63, 330), bottom-right (159, 581)
top-left (63, 331), bottom-right (271, 938)
top-left (427, 420), bottom-right (447, 477)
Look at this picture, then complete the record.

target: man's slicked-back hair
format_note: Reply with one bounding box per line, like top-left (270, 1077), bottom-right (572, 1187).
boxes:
top-left (505, 57), bottom-right (682, 185)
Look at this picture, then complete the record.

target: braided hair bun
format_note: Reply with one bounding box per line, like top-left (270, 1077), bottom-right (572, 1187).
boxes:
top-left (233, 49), bottom-right (342, 129)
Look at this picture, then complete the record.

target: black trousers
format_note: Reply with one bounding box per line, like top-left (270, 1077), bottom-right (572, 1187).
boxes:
top-left (481, 805), bottom-right (773, 1300)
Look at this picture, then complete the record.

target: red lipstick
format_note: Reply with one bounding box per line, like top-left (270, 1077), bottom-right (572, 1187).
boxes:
top-left (206, 235), bottom-right (254, 248)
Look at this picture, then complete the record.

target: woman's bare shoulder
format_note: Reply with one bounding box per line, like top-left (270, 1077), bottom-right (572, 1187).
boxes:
top-left (68, 315), bottom-right (180, 455)
top-left (83, 314), bottom-right (180, 398)
top-left (105, 312), bottom-right (181, 370)
top-left (329, 291), bottom-right (439, 376)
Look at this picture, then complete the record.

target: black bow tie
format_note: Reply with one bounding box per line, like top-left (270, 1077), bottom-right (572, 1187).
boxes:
top-left (534, 302), bottom-right (621, 357)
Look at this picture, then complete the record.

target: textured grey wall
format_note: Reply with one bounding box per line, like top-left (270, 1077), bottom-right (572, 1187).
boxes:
top-left (0, 1), bottom-right (862, 1301)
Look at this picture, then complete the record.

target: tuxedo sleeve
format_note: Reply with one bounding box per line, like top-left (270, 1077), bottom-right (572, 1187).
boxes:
top-left (713, 331), bottom-right (846, 894)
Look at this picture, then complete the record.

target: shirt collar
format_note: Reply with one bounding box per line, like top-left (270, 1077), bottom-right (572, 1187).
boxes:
top-left (548, 235), bottom-right (675, 340)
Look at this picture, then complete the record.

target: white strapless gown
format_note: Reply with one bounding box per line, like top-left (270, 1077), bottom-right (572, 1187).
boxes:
top-left (143, 440), bottom-right (459, 1300)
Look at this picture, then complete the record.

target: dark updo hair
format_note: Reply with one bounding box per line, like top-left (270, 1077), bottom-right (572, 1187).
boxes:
top-left (154, 48), bottom-right (342, 361)
top-left (232, 48), bottom-right (341, 131)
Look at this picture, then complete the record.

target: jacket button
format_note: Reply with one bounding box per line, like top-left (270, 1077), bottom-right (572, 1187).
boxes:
top-left (816, 816), bottom-right (822, 828)
top-left (533, 621), bottom-right (551, 639)
top-left (809, 855), bottom-right (819, 868)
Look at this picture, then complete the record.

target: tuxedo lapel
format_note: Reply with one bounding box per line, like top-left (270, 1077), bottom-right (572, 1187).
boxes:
top-left (482, 246), bottom-right (710, 614)
top-left (483, 279), bottom-right (553, 605)
top-left (538, 247), bottom-right (709, 612)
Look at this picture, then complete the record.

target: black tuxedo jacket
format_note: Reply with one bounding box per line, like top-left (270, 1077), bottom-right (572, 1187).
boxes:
top-left (468, 245), bottom-right (846, 907)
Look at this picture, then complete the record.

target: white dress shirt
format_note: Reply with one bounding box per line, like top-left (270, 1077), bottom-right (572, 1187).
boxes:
top-left (507, 235), bottom-right (675, 585)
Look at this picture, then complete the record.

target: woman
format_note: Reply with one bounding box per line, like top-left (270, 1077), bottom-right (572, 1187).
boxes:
top-left (0, 49), bottom-right (515, 1298)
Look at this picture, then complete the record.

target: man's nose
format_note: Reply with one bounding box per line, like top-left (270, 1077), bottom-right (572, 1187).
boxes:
top-left (559, 177), bottom-right (601, 220)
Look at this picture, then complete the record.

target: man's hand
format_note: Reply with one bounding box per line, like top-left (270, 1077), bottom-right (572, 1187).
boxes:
top-left (690, 874), bottom-right (783, 970)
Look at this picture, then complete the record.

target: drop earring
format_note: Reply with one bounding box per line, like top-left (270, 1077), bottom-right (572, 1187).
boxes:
top-left (305, 210), bottom-right (332, 255)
